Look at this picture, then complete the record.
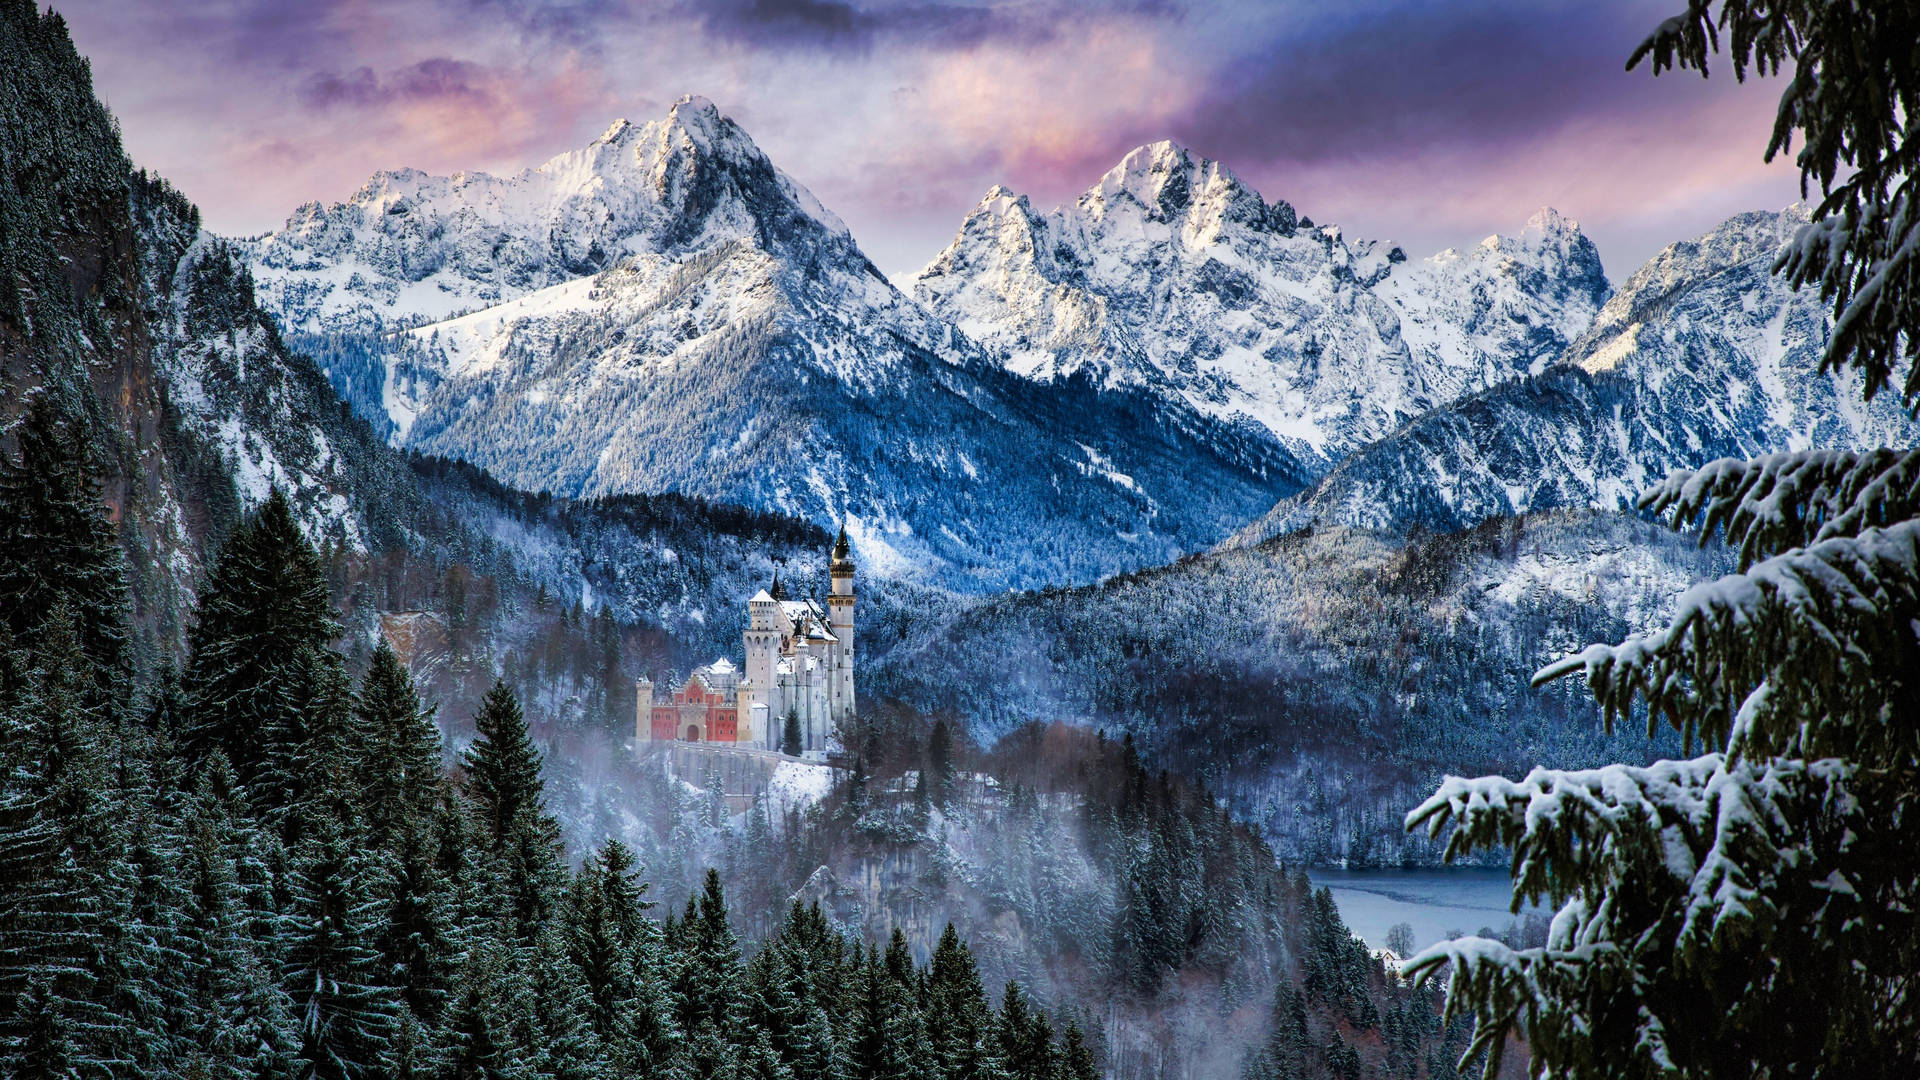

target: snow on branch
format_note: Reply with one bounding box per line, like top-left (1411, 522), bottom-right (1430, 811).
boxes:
top-left (1531, 520), bottom-right (1920, 757)
top-left (1642, 449), bottom-right (1920, 570)
top-left (1405, 754), bottom-right (1864, 1077)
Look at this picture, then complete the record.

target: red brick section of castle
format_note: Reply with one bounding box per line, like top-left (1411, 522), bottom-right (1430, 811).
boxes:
top-left (650, 673), bottom-right (740, 742)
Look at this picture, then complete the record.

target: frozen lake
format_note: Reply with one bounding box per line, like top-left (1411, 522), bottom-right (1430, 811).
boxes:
top-left (1308, 867), bottom-right (1546, 954)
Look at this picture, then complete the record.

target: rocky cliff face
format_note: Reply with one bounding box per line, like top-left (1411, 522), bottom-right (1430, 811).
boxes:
top-left (912, 143), bottom-right (1610, 466)
top-left (0, 3), bottom-right (413, 649)
top-left (1227, 208), bottom-right (1920, 543)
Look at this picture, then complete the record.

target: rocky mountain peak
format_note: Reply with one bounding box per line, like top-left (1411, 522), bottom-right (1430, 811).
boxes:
top-left (912, 145), bottom-right (1596, 460)
top-left (244, 95), bottom-right (853, 335)
top-left (1081, 139), bottom-right (1285, 235)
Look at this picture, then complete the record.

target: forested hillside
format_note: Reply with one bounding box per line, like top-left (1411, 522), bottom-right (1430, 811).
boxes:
top-left (1, 362), bottom-right (1505, 1079)
top-left (869, 510), bottom-right (1724, 864)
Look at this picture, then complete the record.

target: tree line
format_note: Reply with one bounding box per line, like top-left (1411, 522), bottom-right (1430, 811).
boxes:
top-left (0, 402), bottom-right (1099, 1080)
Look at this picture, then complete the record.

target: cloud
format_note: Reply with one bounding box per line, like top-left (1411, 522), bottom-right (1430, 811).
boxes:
top-left (300, 58), bottom-right (500, 111)
top-left (1169, 2), bottom-right (1708, 168)
top-left (700, 0), bottom-right (1027, 53)
top-left (694, 0), bottom-right (1179, 55)
top-left (52, 0), bottom-right (1805, 276)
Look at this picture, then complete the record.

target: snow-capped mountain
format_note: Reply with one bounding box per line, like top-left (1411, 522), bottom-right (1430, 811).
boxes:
top-left (249, 97), bottom-right (865, 336)
top-left (244, 98), bottom-right (1302, 591)
top-left (911, 142), bottom-right (1610, 465)
top-left (1227, 208), bottom-right (1920, 543)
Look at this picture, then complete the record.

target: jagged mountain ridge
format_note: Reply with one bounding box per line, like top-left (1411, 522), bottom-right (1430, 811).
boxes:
top-left (243, 97), bottom-right (1308, 591)
top-left (248, 100), bottom-right (867, 338)
top-left (911, 142), bottom-right (1611, 465)
top-left (1227, 208), bottom-right (1920, 544)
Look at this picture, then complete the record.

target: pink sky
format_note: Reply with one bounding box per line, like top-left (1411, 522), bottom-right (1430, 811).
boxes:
top-left (61, 0), bottom-right (1805, 279)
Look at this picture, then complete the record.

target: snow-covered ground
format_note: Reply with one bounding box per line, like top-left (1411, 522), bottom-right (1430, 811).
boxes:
top-left (765, 759), bottom-right (833, 818)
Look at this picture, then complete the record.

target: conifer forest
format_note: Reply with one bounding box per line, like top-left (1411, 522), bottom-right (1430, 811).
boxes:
top-left (3, 0), bottom-right (1917, 1077)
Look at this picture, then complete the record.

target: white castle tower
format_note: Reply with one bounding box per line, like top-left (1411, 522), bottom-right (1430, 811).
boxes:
top-left (641, 531), bottom-right (855, 755)
top-left (827, 526), bottom-right (856, 726)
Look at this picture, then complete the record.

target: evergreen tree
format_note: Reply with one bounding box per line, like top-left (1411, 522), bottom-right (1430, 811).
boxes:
top-left (1410, 4), bottom-right (1920, 1076)
top-left (927, 718), bottom-right (957, 808)
top-left (926, 924), bottom-right (1002, 1080)
top-left (181, 489), bottom-right (340, 782)
top-left (849, 945), bottom-right (912, 1080)
top-left (464, 681), bottom-right (565, 938)
top-left (356, 639), bottom-right (443, 848)
top-left (441, 940), bottom-right (538, 1080)
top-left (0, 608), bottom-right (125, 1074)
top-left (1059, 1021), bottom-right (1097, 1080)
top-left (782, 710), bottom-right (803, 758)
top-left (679, 870), bottom-right (745, 1035)
top-left (377, 820), bottom-right (463, 1030)
top-left (995, 982), bottom-right (1055, 1080)
top-left (272, 646), bottom-right (360, 842)
top-left (284, 820), bottom-right (399, 1080)
top-left (180, 765), bottom-right (298, 1080)
top-left (0, 398), bottom-right (131, 714)
top-left (565, 839), bottom-right (648, 1041)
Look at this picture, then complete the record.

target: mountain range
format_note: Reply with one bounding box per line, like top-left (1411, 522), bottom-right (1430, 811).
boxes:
top-left (245, 98), bottom-right (1308, 590)
top-left (1226, 207), bottom-right (1917, 544)
top-left (245, 95), bottom-right (1842, 593)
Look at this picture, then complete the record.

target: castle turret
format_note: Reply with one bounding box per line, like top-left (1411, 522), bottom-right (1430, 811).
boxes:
top-left (635, 676), bottom-right (654, 742)
top-left (741, 588), bottom-right (780, 748)
top-left (828, 527), bottom-right (856, 731)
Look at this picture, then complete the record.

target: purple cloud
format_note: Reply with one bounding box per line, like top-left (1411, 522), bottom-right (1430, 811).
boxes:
top-left (51, 0), bottom-right (1801, 277)
top-left (300, 58), bottom-right (499, 111)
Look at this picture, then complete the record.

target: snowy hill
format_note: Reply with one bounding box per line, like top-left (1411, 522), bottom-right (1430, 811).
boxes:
top-left (244, 98), bottom-right (1303, 591)
top-left (911, 142), bottom-right (1610, 466)
top-left (866, 508), bottom-right (1724, 864)
top-left (1227, 208), bottom-right (1920, 543)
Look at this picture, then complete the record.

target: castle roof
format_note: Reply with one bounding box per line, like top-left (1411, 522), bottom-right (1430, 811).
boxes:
top-left (779, 599), bottom-right (824, 622)
top-left (750, 589), bottom-right (775, 604)
top-left (704, 658), bottom-right (737, 674)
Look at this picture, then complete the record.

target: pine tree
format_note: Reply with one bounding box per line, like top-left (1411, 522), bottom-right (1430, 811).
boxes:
top-left (680, 870), bottom-right (745, 1035)
top-left (565, 839), bottom-right (647, 1041)
top-left (782, 710), bottom-right (803, 758)
top-left (272, 646), bottom-right (360, 842)
top-left (356, 639), bottom-right (444, 849)
top-left (928, 719), bottom-right (957, 808)
top-left (0, 608), bottom-right (122, 1074)
top-left (1408, 5), bottom-right (1920, 1075)
top-left (441, 939), bottom-right (538, 1080)
top-left (463, 681), bottom-right (566, 938)
top-left (995, 982), bottom-right (1056, 1080)
top-left (0, 399), bottom-right (131, 716)
top-left (181, 489), bottom-right (340, 783)
top-left (1059, 1020), bottom-right (1097, 1080)
top-left (377, 819), bottom-right (463, 1030)
top-left (180, 766), bottom-right (298, 1080)
top-left (849, 945), bottom-right (911, 1080)
top-left (926, 924), bottom-right (1003, 1080)
top-left (284, 821), bottom-right (399, 1080)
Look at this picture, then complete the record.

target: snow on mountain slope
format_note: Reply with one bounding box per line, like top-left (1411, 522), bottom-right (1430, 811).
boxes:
top-left (244, 98), bottom-right (1303, 592)
top-left (912, 143), bottom-right (1609, 464)
top-left (248, 97), bottom-right (857, 336)
top-left (1226, 208), bottom-right (1919, 543)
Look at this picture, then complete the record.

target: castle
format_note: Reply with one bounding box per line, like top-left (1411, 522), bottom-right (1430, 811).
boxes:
top-left (636, 529), bottom-right (855, 756)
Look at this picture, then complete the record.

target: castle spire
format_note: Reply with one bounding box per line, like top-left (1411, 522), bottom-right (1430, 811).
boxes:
top-left (831, 524), bottom-right (853, 574)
